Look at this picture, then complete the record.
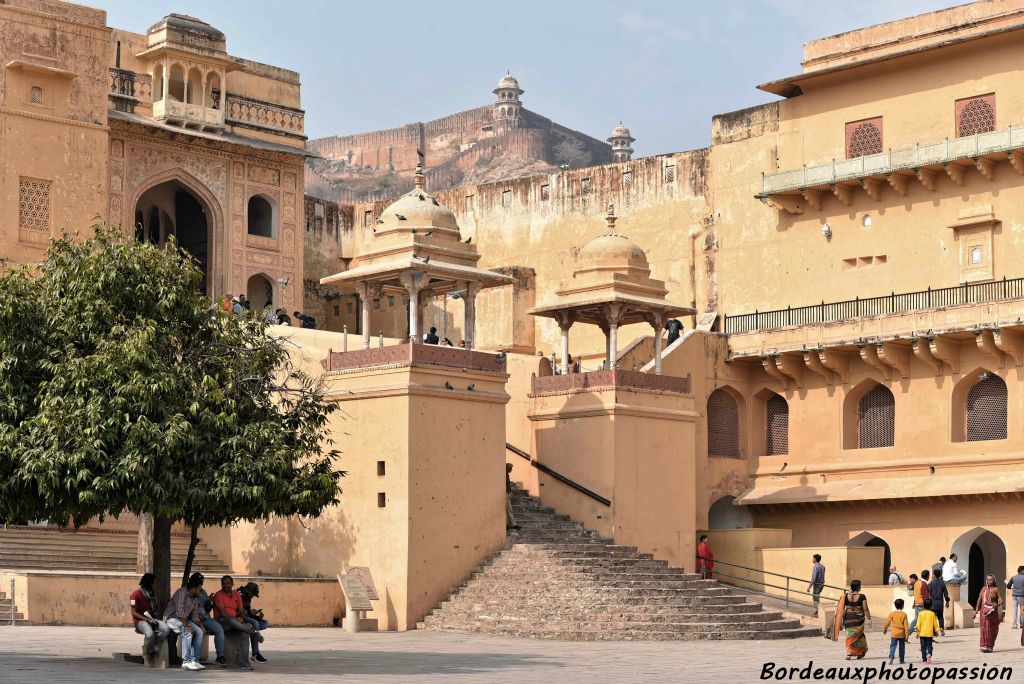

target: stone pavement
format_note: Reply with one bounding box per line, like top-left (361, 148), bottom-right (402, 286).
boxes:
top-left (2, 626), bottom-right (1023, 683)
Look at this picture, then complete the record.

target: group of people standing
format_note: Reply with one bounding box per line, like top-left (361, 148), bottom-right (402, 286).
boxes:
top-left (130, 572), bottom-right (269, 671)
top-left (832, 555), bottom-right (1020, 663)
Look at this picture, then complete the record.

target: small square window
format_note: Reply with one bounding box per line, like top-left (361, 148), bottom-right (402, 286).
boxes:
top-left (377, 492), bottom-right (386, 508)
top-left (333, 305), bottom-right (340, 316)
top-left (364, 210), bottom-right (373, 228)
top-left (502, 190), bottom-right (512, 208)
top-left (346, 302), bottom-right (353, 314)
top-left (970, 246), bottom-right (984, 264)
top-left (377, 461), bottom-right (386, 476)
top-left (581, 177), bottom-right (591, 194)
top-left (664, 166), bottom-right (675, 184)
top-left (388, 295), bottom-right (395, 308)
top-left (540, 184), bottom-right (550, 201)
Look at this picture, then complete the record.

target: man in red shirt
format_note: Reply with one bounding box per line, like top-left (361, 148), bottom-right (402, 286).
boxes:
top-left (213, 575), bottom-right (254, 669)
top-left (130, 573), bottom-right (170, 656)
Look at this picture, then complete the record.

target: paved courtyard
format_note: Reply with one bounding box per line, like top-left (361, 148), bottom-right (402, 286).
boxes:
top-left (2, 626), bottom-right (1023, 683)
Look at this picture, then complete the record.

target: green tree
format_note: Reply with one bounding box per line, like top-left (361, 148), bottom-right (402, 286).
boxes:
top-left (553, 138), bottom-right (593, 169)
top-left (0, 224), bottom-right (343, 604)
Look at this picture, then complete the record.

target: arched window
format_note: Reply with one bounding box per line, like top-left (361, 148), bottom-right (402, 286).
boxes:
top-left (207, 72), bottom-right (221, 110)
top-left (765, 394), bottom-right (789, 455)
top-left (958, 98), bottom-right (995, 138)
top-left (708, 388), bottom-right (740, 458)
top-left (858, 385), bottom-right (895, 448)
top-left (186, 67), bottom-right (202, 105)
top-left (965, 373), bottom-right (1007, 441)
top-left (30, 86), bottom-right (43, 105)
top-left (152, 63), bottom-right (164, 101)
top-left (247, 195), bottom-right (276, 238)
top-left (168, 63), bottom-right (185, 101)
top-left (847, 121), bottom-right (883, 158)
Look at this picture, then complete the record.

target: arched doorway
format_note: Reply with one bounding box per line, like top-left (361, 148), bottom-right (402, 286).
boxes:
top-left (951, 527), bottom-right (1007, 608)
top-left (135, 180), bottom-right (211, 295)
top-left (246, 273), bottom-right (274, 313)
top-left (846, 531), bottom-right (891, 585)
top-left (708, 495), bottom-right (753, 530)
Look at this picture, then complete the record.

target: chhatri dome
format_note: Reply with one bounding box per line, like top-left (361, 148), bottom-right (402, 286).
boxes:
top-left (578, 230), bottom-right (648, 268)
top-left (494, 73), bottom-right (523, 94)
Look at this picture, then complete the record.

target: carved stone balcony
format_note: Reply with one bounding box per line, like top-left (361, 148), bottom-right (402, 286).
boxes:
top-left (759, 126), bottom-right (1024, 213)
top-left (152, 98), bottom-right (224, 132)
top-left (531, 369), bottom-right (692, 396)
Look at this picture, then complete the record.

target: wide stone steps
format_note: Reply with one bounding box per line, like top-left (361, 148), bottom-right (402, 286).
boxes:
top-left (0, 592), bottom-right (29, 625)
top-left (420, 487), bottom-right (821, 641)
top-left (0, 527), bottom-right (230, 573)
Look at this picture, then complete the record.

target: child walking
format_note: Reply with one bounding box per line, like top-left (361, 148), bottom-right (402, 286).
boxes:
top-left (883, 598), bottom-right (909, 664)
top-left (914, 599), bottom-right (941, 663)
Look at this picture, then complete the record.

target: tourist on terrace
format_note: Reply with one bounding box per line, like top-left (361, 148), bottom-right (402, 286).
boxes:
top-left (888, 565), bottom-right (905, 585)
top-left (213, 575), bottom-right (255, 670)
top-left (505, 463), bottom-right (519, 531)
top-left (665, 318), bottom-right (683, 345)
top-left (263, 303), bottom-right (275, 323)
top-left (807, 554), bottom-right (826, 611)
top-left (293, 310), bottom-right (317, 329)
top-left (696, 535), bottom-right (714, 580)
top-left (239, 582), bottom-right (269, 663)
top-left (164, 574), bottom-right (207, 671)
top-left (1005, 566), bottom-right (1024, 629)
top-left (239, 294), bottom-right (250, 311)
top-left (231, 297), bottom-right (245, 316)
top-left (274, 309), bottom-right (292, 326)
top-left (932, 556), bottom-right (946, 578)
top-left (441, 337), bottom-right (453, 347)
top-left (833, 579), bottom-right (871, 660)
top-left (943, 554), bottom-right (967, 585)
top-left (424, 326), bottom-right (440, 344)
top-left (927, 568), bottom-right (950, 636)
top-left (194, 573), bottom-right (227, 666)
top-left (130, 573), bottom-right (170, 659)
top-left (975, 574), bottom-right (1003, 653)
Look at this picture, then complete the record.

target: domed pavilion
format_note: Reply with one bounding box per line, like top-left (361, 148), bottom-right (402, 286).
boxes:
top-left (529, 205), bottom-right (693, 374)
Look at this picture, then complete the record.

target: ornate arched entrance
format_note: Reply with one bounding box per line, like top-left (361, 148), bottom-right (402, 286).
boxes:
top-left (951, 527), bottom-right (1007, 608)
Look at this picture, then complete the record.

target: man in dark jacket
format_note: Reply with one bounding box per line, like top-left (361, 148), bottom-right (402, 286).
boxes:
top-left (1006, 566), bottom-right (1024, 628)
top-left (239, 582), bottom-right (268, 663)
top-left (928, 570), bottom-right (950, 636)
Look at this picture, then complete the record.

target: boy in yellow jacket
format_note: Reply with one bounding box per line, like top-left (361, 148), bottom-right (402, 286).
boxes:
top-left (914, 599), bottom-right (941, 663)
top-left (883, 598), bottom-right (909, 664)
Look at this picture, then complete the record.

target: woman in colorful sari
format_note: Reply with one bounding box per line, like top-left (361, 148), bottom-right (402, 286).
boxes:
top-left (833, 580), bottom-right (871, 659)
top-left (974, 574), bottom-right (1002, 653)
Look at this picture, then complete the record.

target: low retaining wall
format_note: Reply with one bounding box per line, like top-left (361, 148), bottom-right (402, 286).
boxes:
top-left (0, 570), bottom-right (343, 627)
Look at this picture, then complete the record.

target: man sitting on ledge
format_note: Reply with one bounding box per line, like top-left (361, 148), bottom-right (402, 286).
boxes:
top-left (240, 582), bottom-right (269, 663)
top-left (213, 575), bottom-right (255, 670)
top-left (164, 574), bottom-right (207, 671)
top-left (130, 573), bottom-right (170, 660)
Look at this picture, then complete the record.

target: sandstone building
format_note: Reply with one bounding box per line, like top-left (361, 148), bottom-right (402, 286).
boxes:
top-left (4, 0), bottom-right (1024, 639)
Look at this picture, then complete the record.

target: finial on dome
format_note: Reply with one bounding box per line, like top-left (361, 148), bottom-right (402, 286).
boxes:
top-left (414, 162), bottom-right (424, 190)
top-left (605, 203), bottom-right (617, 232)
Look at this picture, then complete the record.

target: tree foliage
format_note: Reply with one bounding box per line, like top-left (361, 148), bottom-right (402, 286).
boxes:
top-left (552, 138), bottom-right (593, 169)
top-left (0, 224), bottom-right (343, 591)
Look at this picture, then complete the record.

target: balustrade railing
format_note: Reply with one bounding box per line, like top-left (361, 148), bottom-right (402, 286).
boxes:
top-left (762, 125), bottom-right (1024, 194)
top-left (225, 94), bottom-right (305, 136)
top-left (724, 276), bottom-right (1024, 334)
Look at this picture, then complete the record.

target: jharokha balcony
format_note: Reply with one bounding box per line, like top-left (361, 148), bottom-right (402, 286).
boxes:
top-left (758, 125), bottom-right (1024, 213)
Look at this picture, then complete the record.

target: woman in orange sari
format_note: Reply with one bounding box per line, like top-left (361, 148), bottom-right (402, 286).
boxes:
top-left (696, 534), bottom-right (714, 580)
top-left (833, 580), bottom-right (871, 659)
top-left (974, 574), bottom-right (1002, 653)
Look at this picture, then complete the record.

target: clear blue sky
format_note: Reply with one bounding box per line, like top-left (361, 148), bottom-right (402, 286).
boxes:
top-left (102, 0), bottom-right (955, 157)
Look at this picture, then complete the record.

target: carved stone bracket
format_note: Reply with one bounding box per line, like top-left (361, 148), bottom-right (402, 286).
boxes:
top-left (803, 349), bottom-right (836, 385)
top-left (974, 157), bottom-right (995, 180)
top-left (877, 341), bottom-right (912, 379)
top-left (802, 188), bottom-right (823, 211)
top-left (818, 349), bottom-right (851, 384)
top-left (912, 337), bottom-right (945, 375)
top-left (886, 173), bottom-right (909, 196)
top-left (993, 328), bottom-right (1024, 366)
top-left (862, 178), bottom-right (882, 201)
top-left (929, 336), bottom-right (960, 374)
top-left (765, 195), bottom-right (804, 215)
top-left (1010, 151), bottom-right (1024, 176)
top-left (830, 183), bottom-right (853, 206)
top-left (915, 168), bottom-right (936, 191)
top-left (975, 328), bottom-right (1006, 368)
top-left (859, 343), bottom-right (892, 381)
top-left (944, 162), bottom-right (966, 186)
top-left (761, 355), bottom-right (791, 390)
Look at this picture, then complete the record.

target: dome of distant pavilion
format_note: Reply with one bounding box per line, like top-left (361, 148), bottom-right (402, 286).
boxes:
top-left (377, 186), bottom-right (460, 232)
top-left (148, 14), bottom-right (225, 40)
top-left (496, 74), bottom-right (522, 90)
top-left (578, 232), bottom-right (647, 266)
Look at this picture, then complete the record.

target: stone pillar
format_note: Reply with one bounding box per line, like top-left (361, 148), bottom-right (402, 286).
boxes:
top-left (556, 311), bottom-right (575, 375)
top-left (598, 322), bottom-right (611, 370)
top-left (606, 303), bottom-right (623, 370)
top-left (359, 282), bottom-right (371, 350)
top-left (649, 313), bottom-right (665, 376)
top-left (400, 271), bottom-right (425, 343)
top-left (463, 282), bottom-right (480, 352)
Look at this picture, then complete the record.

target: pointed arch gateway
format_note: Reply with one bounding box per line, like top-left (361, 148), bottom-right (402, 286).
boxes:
top-left (129, 168), bottom-right (225, 298)
top-left (846, 531), bottom-right (892, 585)
top-left (950, 527), bottom-right (1007, 608)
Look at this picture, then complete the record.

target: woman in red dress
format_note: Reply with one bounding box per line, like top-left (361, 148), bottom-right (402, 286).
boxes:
top-left (974, 574), bottom-right (1003, 653)
top-left (696, 534), bottom-right (714, 580)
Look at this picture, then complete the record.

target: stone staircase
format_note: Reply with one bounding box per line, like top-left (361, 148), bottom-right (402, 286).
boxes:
top-left (0, 585), bottom-right (28, 626)
top-left (0, 526), bottom-right (230, 574)
top-left (418, 488), bottom-right (820, 640)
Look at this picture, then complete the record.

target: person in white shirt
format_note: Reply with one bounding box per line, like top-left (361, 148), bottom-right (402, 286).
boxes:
top-left (888, 566), bottom-right (905, 585)
top-left (943, 553), bottom-right (967, 585)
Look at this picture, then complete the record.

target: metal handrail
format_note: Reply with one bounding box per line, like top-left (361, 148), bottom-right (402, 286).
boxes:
top-left (8, 578), bottom-right (14, 626)
top-left (699, 556), bottom-right (849, 612)
top-left (724, 275), bottom-right (1024, 334)
top-left (506, 443), bottom-right (611, 507)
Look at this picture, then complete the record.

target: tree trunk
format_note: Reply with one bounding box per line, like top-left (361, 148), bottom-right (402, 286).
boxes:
top-left (152, 515), bottom-right (172, 610)
top-left (137, 513), bottom-right (154, 573)
top-left (181, 518), bottom-right (200, 587)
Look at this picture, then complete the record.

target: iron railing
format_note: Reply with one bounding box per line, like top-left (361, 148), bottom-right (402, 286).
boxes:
top-left (724, 276), bottom-right (1024, 334)
top-left (8, 578), bottom-right (14, 626)
top-left (761, 125), bottom-right (1024, 195)
top-left (506, 443), bottom-right (611, 507)
top-left (699, 556), bottom-right (845, 613)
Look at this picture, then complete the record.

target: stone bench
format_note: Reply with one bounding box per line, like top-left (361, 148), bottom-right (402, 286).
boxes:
top-left (117, 625), bottom-right (248, 669)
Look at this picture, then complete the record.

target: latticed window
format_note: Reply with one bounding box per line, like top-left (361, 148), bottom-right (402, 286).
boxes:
top-left (30, 86), bottom-right (43, 104)
top-left (502, 190), bottom-right (511, 208)
top-left (540, 184), bottom-right (550, 201)
top-left (708, 388), bottom-right (740, 458)
top-left (846, 118), bottom-right (883, 158)
top-left (581, 178), bottom-right (591, 194)
top-left (957, 96), bottom-right (995, 137)
top-left (19, 177), bottom-right (51, 231)
top-left (966, 374), bottom-right (1007, 441)
top-left (664, 165), bottom-right (675, 184)
top-left (765, 394), bottom-right (789, 455)
top-left (622, 170), bottom-right (632, 188)
top-left (858, 385), bottom-right (895, 449)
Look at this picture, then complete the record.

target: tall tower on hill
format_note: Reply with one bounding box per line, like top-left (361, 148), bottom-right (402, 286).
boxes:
top-left (493, 73), bottom-right (524, 132)
top-left (608, 122), bottom-right (635, 162)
